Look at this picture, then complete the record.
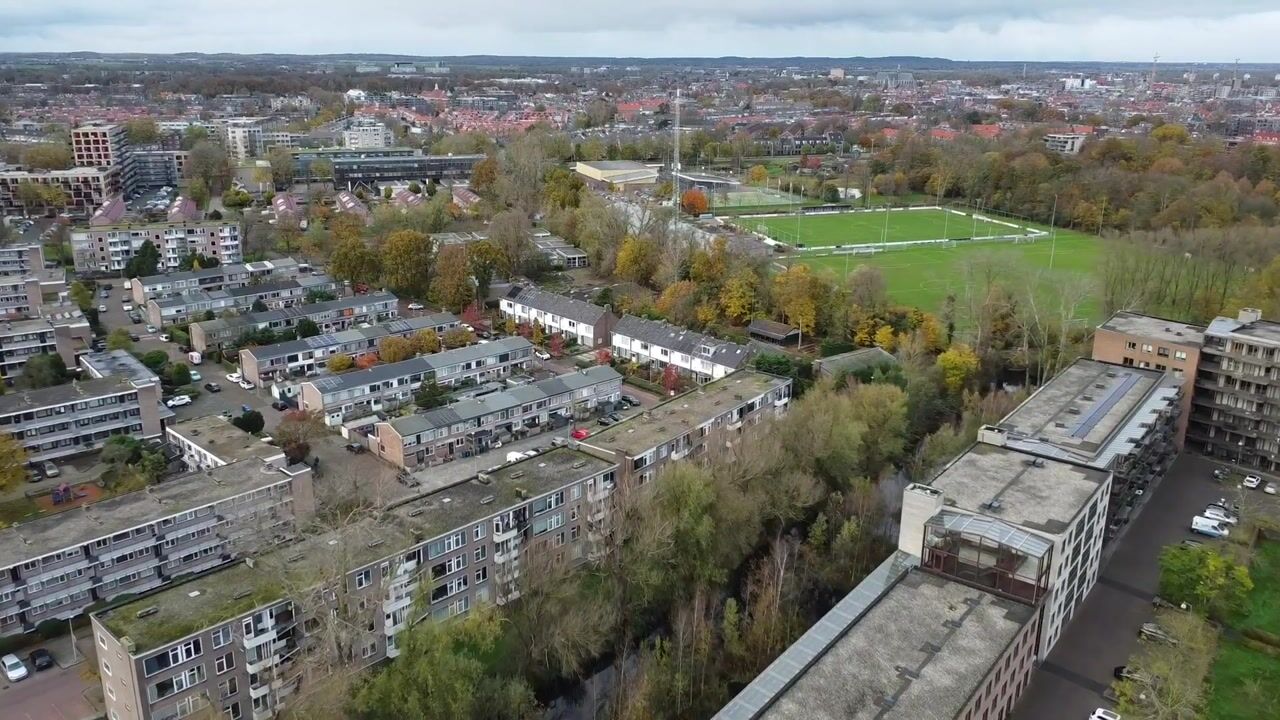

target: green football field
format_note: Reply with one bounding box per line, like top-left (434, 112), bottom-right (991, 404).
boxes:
top-left (788, 229), bottom-right (1105, 322)
top-left (754, 208), bottom-right (1029, 248)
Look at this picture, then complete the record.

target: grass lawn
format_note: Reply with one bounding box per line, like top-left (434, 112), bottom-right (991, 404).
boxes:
top-left (788, 228), bottom-right (1104, 321)
top-left (1205, 541), bottom-right (1280, 720)
top-left (0, 495), bottom-right (41, 526)
top-left (753, 208), bottom-right (1025, 248)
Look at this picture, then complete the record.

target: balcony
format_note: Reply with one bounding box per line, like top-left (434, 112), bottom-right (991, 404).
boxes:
top-left (773, 396), bottom-right (789, 408)
top-left (495, 547), bottom-right (520, 564)
top-left (246, 652), bottom-right (279, 675)
top-left (921, 512), bottom-right (1052, 606)
top-left (494, 525), bottom-right (519, 543)
top-left (253, 705), bottom-right (273, 720)
top-left (384, 590), bottom-right (414, 615)
top-left (250, 682), bottom-right (271, 700)
top-left (243, 628), bottom-right (277, 649)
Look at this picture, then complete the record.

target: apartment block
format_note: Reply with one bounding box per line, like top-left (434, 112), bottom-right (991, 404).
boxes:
top-left (611, 314), bottom-right (755, 382)
top-left (131, 149), bottom-right (189, 191)
top-left (0, 241), bottom-right (45, 276)
top-left (291, 148), bottom-right (417, 182)
top-left (1043, 133), bottom-right (1087, 154)
top-left (220, 118), bottom-right (268, 162)
top-left (988, 359), bottom-right (1180, 538)
top-left (299, 336), bottom-right (534, 426)
top-left (0, 267), bottom-right (67, 319)
top-left (0, 457), bottom-right (315, 640)
top-left (131, 258), bottom-right (305, 305)
top-left (905, 441), bottom-right (1111, 656)
top-left (188, 291), bottom-right (396, 353)
top-left (718, 568), bottom-right (1040, 720)
top-left (577, 370), bottom-right (791, 484)
top-left (1190, 308), bottom-right (1280, 470)
top-left (1092, 310), bottom-right (1204, 446)
top-left (341, 119), bottom-right (394, 149)
top-left (146, 275), bottom-right (342, 327)
top-left (166, 415), bottom-right (287, 472)
top-left (72, 220), bottom-right (243, 273)
top-left (0, 375), bottom-right (168, 463)
top-left (0, 165), bottom-right (122, 218)
top-left (238, 312), bottom-right (458, 386)
top-left (499, 286), bottom-right (614, 348)
top-left (0, 315), bottom-right (93, 382)
top-left (370, 366), bottom-right (623, 469)
top-left (331, 153), bottom-right (484, 190)
top-left (91, 449), bottom-right (614, 720)
top-left (72, 122), bottom-right (136, 194)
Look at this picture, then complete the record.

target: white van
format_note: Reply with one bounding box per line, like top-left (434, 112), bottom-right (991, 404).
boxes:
top-left (1191, 515), bottom-right (1230, 538)
top-left (123, 280), bottom-right (132, 291)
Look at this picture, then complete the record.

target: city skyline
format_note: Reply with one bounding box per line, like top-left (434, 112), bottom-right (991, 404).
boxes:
top-left (3, 1), bottom-right (1280, 62)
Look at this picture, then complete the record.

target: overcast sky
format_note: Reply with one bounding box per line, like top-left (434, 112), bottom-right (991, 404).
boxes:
top-left (4, 2), bottom-right (1280, 62)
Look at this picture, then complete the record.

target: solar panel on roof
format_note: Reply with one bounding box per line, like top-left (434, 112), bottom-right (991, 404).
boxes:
top-left (1071, 371), bottom-right (1140, 439)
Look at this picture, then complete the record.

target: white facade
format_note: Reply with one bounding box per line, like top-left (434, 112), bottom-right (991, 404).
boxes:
top-left (499, 298), bottom-right (594, 346)
top-left (342, 123), bottom-right (394, 149)
top-left (1043, 133), bottom-right (1087, 155)
top-left (610, 331), bottom-right (740, 381)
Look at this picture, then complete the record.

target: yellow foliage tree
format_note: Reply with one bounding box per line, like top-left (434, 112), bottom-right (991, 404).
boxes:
top-left (327, 353), bottom-right (354, 372)
top-left (937, 344), bottom-right (980, 394)
top-left (772, 265), bottom-right (818, 345)
top-left (379, 336), bottom-right (415, 363)
top-left (719, 269), bottom-right (757, 324)
top-left (747, 164), bottom-right (769, 185)
top-left (410, 329), bottom-right (440, 355)
top-left (615, 236), bottom-right (659, 287)
top-left (919, 313), bottom-right (946, 352)
top-left (695, 301), bottom-right (719, 328)
top-left (874, 324), bottom-right (897, 351)
top-left (0, 433), bottom-right (27, 492)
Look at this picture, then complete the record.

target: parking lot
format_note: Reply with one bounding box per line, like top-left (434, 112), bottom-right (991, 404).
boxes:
top-left (0, 633), bottom-right (99, 720)
top-left (1012, 453), bottom-right (1258, 720)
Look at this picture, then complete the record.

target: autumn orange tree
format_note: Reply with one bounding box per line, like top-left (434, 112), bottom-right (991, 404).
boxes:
top-left (681, 188), bottom-right (709, 215)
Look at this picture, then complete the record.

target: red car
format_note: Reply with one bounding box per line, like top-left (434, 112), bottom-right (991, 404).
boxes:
top-left (571, 428), bottom-right (590, 440)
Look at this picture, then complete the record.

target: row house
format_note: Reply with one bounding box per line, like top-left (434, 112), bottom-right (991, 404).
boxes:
top-left (91, 449), bottom-right (613, 720)
top-left (238, 312), bottom-right (458, 387)
top-left (499, 285), bottom-right (614, 348)
top-left (131, 258), bottom-right (305, 305)
top-left (72, 220), bottom-right (242, 273)
top-left (577, 370), bottom-right (791, 485)
top-left (370, 366), bottom-right (623, 469)
top-left (187, 292), bottom-right (397, 354)
top-left (0, 457), bottom-right (315, 640)
top-left (145, 275), bottom-right (341, 327)
top-left (611, 314), bottom-right (755, 382)
top-left (298, 336), bottom-right (533, 426)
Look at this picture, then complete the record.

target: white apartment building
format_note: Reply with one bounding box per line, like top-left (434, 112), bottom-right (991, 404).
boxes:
top-left (611, 314), bottom-right (755, 382)
top-left (72, 220), bottom-right (243, 272)
top-left (1043, 133), bottom-right (1087, 155)
top-left (341, 120), bottom-right (394, 149)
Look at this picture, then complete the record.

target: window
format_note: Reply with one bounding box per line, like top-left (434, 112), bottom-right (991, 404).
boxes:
top-left (225, 702), bottom-right (242, 720)
top-left (211, 626), bottom-right (232, 649)
top-left (1174, 350), bottom-right (1188, 361)
top-left (533, 491), bottom-right (564, 515)
top-left (473, 524), bottom-right (486, 541)
top-left (147, 665), bottom-right (205, 703)
top-left (215, 652), bottom-right (235, 674)
top-left (143, 639), bottom-right (202, 677)
top-left (361, 641), bottom-right (378, 659)
top-left (473, 546), bottom-right (486, 563)
top-left (355, 569), bottom-right (371, 589)
top-left (1157, 347), bottom-right (1170, 358)
top-left (219, 677), bottom-right (238, 699)
top-left (427, 532), bottom-right (466, 559)
top-left (1141, 343), bottom-right (1153, 353)
top-left (475, 567), bottom-right (488, 584)
top-left (570, 484), bottom-right (582, 500)
top-left (533, 512), bottom-right (565, 536)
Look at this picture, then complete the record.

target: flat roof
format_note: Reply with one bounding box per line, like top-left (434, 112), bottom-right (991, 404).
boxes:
top-left (0, 376), bottom-right (141, 417)
top-left (1206, 314), bottom-right (1280, 344)
top-left (80, 350), bottom-right (160, 385)
top-left (995, 358), bottom-right (1168, 463)
top-left (167, 416), bottom-right (284, 464)
top-left (97, 518), bottom-right (415, 653)
top-left (1099, 311), bottom-right (1204, 347)
top-left (928, 443), bottom-right (1108, 535)
top-left (580, 371), bottom-right (787, 456)
top-left (0, 458), bottom-right (308, 570)
top-left (391, 447), bottom-right (615, 541)
top-left (758, 570), bottom-right (1035, 720)
top-left (77, 219), bottom-right (233, 233)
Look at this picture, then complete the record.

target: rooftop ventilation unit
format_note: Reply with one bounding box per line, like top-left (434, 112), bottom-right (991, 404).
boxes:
top-left (135, 606), bottom-right (159, 619)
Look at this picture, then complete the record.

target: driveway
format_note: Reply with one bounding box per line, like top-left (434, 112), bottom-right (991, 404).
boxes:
top-left (1011, 453), bottom-right (1237, 719)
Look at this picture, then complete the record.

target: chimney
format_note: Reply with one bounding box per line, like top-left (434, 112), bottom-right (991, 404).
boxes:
top-left (1239, 307), bottom-right (1263, 324)
top-left (977, 424), bottom-right (1007, 447)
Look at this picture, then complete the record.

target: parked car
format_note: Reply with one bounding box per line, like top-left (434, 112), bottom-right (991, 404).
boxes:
top-left (622, 394), bottom-right (641, 407)
top-left (101, 283), bottom-right (112, 290)
top-left (1212, 467), bottom-right (1230, 481)
top-left (345, 443), bottom-right (366, 454)
top-left (122, 303), bottom-right (133, 312)
top-left (1202, 507), bottom-right (1238, 525)
top-left (41, 461), bottom-right (59, 478)
top-left (28, 648), bottom-right (53, 671)
top-left (1, 653), bottom-right (27, 682)
top-left (204, 382), bottom-right (222, 393)
top-left (130, 314), bottom-right (142, 325)
top-left (128, 333), bottom-right (140, 342)
top-left (597, 417), bottom-right (614, 426)
top-left (97, 304), bottom-right (107, 312)
top-left (1088, 710), bottom-right (1121, 720)
top-left (407, 302), bottom-right (424, 310)
top-left (145, 324), bottom-right (157, 334)
top-left (189, 370), bottom-right (201, 382)
top-left (1267, 483), bottom-right (1278, 496)
top-left (1138, 622), bottom-right (1178, 645)
top-left (225, 372), bottom-right (242, 383)
top-left (1191, 515), bottom-right (1230, 538)
top-left (1243, 474), bottom-right (1263, 489)
top-left (166, 395), bottom-right (192, 408)
top-left (571, 428), bottom-right (590, 440)
top-left (159, 333), bottom-right (170, 342)
top-left (607, 412), bottom-right (623, 422)
top-left (271, 400), bottom-right (288, 411)
top-left (239, 380), bottom-right (254, 390)
top-left (534, 349), bottom-right (551, 360)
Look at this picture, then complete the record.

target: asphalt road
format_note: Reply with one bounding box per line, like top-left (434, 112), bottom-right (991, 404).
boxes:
top-left (1011, 453), bottom-right (1236, 720)
top-left (0, 653), bottom-right (97, 720)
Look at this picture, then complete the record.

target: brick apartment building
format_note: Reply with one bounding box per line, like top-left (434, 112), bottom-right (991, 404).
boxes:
top-left (0, 166), bottom-right (122, 218)
top-left (0, 457), bottom-right (315, 640)
top-left (91, 448), bottom-right (614, 720)
top-left (72, 220), bottom-right (243, 273)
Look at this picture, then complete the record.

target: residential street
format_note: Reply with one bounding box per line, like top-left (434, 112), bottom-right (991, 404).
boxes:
top-left (1011, 453), bottom-right (1237, 719)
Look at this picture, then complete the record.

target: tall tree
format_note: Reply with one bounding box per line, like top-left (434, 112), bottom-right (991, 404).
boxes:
top-left (21, 353), bottom-right (68, 389)
top-left (433, 245), bottom-right (475, 312)
top-left (380, 230), bottom-right (433, 297)
top-left (267, 147), bottom-right (295, 188)
top-left (124, 118), bottom-right (160, 146)
top-left (487, 210), bottom-right (531, 277)
top-left (329, 238), bottom-right (382, 285)
top-left (0, 433), bottom-right (28, 492)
